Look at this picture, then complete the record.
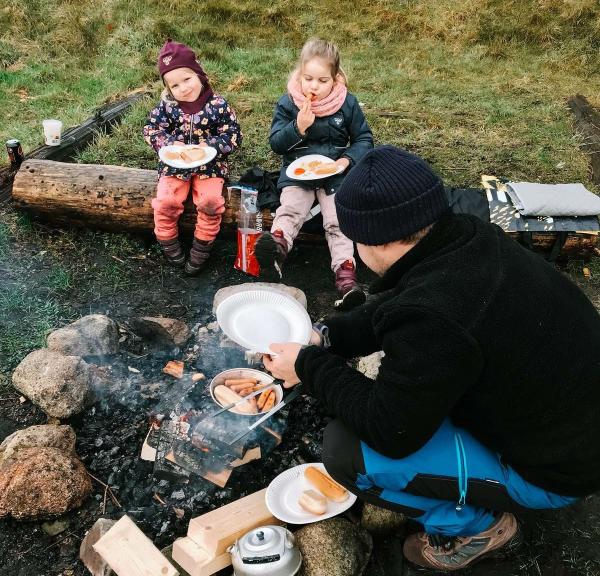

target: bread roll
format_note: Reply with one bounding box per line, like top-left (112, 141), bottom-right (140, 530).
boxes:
top-left (181, 147), bottom-right (206, 163)
top-left (305, 466), bottom-right (349, 502)
top-left (298, 489), bottom-right (327, 515)
top-left (213, 384), bottom-right (257, 414)
top-left (164, 150), bottom-right (182, 161)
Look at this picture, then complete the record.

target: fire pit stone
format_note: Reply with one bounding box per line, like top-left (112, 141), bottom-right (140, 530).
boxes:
top-left (46, 314), bottom-right (119, 357)
top-left (12, 348), bottom-right (93, 418)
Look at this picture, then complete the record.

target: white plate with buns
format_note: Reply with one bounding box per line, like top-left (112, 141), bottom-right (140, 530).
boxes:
top-left (286, 154), bottom-right (344, 181)
top-left (265, 463), bottom-right (356, 524)
top-left (159, 144), bottom-right (217, 168)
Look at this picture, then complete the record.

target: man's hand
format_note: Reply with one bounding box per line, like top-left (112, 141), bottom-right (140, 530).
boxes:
top-left (309, 329), bottom-right (322, 346)
top-left (297, 98), bottom-right (315, 135)
top-left (263, 343), bottom-right (302, 388)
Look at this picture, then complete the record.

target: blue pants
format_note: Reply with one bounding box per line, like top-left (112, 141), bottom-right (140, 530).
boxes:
top-left (323, 418), bottom-right (576, 536)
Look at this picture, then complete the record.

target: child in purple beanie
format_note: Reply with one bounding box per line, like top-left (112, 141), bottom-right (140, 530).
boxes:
top-left (143, 39), bottom-right (242, 275)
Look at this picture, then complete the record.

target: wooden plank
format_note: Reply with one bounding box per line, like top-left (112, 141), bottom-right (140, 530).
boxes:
top-left (0, 90), bottom-right (151, 203)
top-left (93, 515), bottom-right (179, 576)
top-left (230, 446), bottom-right (261, 468)
top-left (187, 489), bottom-right (283, 556)
top-left (172, 538), bottom-right (230, 576)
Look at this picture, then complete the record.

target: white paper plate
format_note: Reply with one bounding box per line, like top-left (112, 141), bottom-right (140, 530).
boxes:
top-left (266, 463), bottom-right (357, 524)
top-left (159, 145), bottom-right (217, 169)
top-left (286, 154), bottom-right (344, 181)
top-left (216, 290), bottom-right (312, 354)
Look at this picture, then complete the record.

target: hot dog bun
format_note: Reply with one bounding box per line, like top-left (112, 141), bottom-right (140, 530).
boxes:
top-left (213, 384), bottom-right (257, 414)
top-left (304, 466), bottom-right (349, 503)
top-left (313, 163), bottom-right (338, 175)
top-left (298, 489), bottom-right (327, 515)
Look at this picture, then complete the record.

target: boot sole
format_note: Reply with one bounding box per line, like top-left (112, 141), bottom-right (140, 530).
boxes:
top-left (255, 234), bottom-right (283, 282)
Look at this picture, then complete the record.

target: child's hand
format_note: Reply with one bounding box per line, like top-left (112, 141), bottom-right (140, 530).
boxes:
top-left (172, 141), bottom-right (186, 147)
top-left (297, 98), bottom-right (315, 136)
top-left (334, 158), bottom-right (351, 172)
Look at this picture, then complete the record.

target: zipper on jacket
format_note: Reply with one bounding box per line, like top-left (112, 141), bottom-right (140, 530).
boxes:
top-left (454, 433), bottom-right (468, 511)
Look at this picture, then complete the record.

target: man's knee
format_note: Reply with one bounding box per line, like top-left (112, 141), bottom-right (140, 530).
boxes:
top-left (322, 419), bottom-right (364, 490)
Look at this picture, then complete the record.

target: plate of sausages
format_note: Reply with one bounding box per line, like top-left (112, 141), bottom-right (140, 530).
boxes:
top-left (286, 154), bottom-right (344, 181)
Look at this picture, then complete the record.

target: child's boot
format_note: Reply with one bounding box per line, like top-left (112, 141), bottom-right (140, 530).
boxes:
top-left (159, 238), bottom-right (185, 267)
top-left (255, 229), bottom-right (288, 281)
top-left (334, 260), bottom-right (366, 311)
top-left (185, 237), bottom-right (214, 276)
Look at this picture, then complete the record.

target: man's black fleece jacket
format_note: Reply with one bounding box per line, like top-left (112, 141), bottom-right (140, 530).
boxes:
top-left (295, 213), bottom-right (600, 497)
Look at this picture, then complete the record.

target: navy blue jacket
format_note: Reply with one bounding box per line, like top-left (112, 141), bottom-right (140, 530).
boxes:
top-left (269, 92), bottom-right (373, 194)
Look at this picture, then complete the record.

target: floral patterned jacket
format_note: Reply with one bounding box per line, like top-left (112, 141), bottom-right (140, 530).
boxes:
top-left (143, 91), bottom-right (242, 181)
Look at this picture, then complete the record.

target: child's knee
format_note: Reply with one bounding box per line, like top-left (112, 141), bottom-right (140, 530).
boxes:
top-left (198, 195), bottom-right (225, 216)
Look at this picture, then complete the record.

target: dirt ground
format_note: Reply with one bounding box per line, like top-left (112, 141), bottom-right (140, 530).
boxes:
top-left (0, 226), bottom-right (599, 576)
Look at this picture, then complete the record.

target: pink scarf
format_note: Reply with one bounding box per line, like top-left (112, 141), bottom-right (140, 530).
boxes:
top-left (287, 74), bottom-right (347, 117)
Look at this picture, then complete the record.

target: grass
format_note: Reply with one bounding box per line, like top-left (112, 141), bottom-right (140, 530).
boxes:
top-left (0, 0), bottom-right (600, 372)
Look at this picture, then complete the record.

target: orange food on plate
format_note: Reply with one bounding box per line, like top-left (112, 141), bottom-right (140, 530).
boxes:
top-left (164, 150), bottom-right (182, 161)
top-left (294, 167), bottom-right (306, 176)
top-left (180, 147), bottom-right (206, 163)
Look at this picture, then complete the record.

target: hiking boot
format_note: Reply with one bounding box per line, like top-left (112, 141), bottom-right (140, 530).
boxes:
top-left (403, 512), bottom-right (522, 572)
top-left (334, 260), bottom-right (366, 311)
top-left (185, 238), bottom-right (214, 276)
top-left (255, 230), bottom-right (288, 281)
top-left (159, 238), bottom-right (185, 267)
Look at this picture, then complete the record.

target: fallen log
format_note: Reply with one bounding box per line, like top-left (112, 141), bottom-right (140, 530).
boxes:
top-left (0, 90), bottom-right (151, 203)
top-left (567, 94), bottom-right (600, 185)
top-left (12, 159), bottom-right (597, 256)
top-left (11, 158), bottom-right (282, 238)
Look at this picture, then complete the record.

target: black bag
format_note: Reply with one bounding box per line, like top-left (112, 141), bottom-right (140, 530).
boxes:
top-left (238, 167), bottom-right (281, 211)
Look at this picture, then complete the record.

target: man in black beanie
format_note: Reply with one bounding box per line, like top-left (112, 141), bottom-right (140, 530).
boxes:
top-left (264, 145), bottom-right (600, 572)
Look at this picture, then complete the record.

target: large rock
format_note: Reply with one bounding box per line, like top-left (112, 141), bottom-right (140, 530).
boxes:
top-left (129, 317), bottom-right (191, 347)
top-left (12, 348), bottom-right (92, 418)
top-left (296, 518), bottom-right (373, 576)
top-left (0, 446), bottom-right (91, 519)
top-left (360, 503), bottom-right (407, 536)
top-left (0, 424), bottom-right (76, 462)
top-left (47, 314), bottom-right (119, 357)
top-left (213, 283), bottom-right (308, 312)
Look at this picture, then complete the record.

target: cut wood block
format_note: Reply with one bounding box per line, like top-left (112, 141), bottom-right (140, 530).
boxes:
top-left (199, 467), bottom-right (232, 488)
top-left (187, 489), bottom-right (283, 556)
top-left (230, 446), bottom-right (261, 468)
top-left (172, 537), bottom-right (230, 576)
top-left (93, 515), bottom-right (179, 576)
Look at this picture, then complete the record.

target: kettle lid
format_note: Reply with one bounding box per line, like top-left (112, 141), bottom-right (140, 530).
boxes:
top-left (239, 525), bottom-right (287, 564)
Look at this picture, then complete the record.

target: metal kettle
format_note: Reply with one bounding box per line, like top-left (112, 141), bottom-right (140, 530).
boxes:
top-left (229, 525), bottom-right (302, 576)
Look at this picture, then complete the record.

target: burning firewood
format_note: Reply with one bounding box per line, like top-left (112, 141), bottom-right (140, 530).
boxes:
top-left (163, 360), bottom-right (184, 378)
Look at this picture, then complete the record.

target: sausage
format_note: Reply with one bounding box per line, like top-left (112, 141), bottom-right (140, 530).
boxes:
top-left (261, 390), bottom-right (276, 413)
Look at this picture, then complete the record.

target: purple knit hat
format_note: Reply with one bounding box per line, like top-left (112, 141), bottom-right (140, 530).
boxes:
top-left (158, 39), bottom-right (213, 112)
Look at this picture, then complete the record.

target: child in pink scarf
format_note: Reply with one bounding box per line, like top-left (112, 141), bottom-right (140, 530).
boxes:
top-left (256, 38), bottom-right (373, 310)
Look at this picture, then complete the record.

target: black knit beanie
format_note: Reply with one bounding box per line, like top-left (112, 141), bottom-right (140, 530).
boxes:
top-left (335, 145), bottom-right (449, 245)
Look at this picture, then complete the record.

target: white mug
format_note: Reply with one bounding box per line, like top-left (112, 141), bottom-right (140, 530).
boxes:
top-left (42, 119), bottom-right (62, 146)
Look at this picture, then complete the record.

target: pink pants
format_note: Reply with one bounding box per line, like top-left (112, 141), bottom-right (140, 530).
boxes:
top-left (152, 176), bottom-right (225, 242)
top-left (272, 186), bottom-right (354, 272)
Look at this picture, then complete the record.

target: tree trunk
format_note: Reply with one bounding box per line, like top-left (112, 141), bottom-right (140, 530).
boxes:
top-left (12, 159), bottom-right (597, 256)
top-left (11, 159), bottom-right (292, 239)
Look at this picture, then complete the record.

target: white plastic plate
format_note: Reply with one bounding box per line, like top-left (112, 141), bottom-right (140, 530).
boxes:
top-left (265, 463), bottom-right (357, 524)
top-left (216, 289), bottom-right (312, 354)
top-left (159, 145), bottom-right (217, 169)
top-left (286, 154), bottom-right (344, 181)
